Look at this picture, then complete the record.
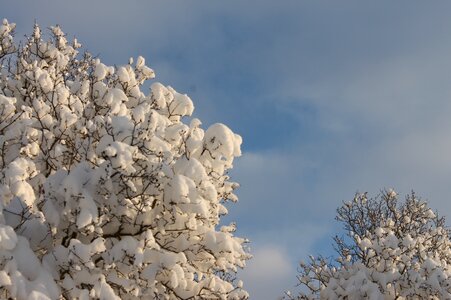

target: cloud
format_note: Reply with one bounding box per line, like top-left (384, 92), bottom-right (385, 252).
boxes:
top-left (229, 151), bottom-right (336, 256)
top-left (276, 29), bottom-right (451, 212)
top-left (240, 245), bottom-right (294, 300)
top-left (230, 152), bottom-right (320, 224)
top-left (243, 246), bottom-right (292, 280)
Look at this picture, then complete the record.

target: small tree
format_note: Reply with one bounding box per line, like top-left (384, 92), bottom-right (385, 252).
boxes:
top-left (287, 190), bottom-right (451, 299)
top-left (0, 20), bottom-right (250, 299)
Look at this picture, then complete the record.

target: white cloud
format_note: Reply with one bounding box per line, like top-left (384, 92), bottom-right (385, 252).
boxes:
top-left (240, 245), bottom-right (294, 300)
top-left (230, 151), bottom-right (327, 226)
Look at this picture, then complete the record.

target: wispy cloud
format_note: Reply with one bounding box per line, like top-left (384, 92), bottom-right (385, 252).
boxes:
top-left (240, 245), bottom-right (294, 300)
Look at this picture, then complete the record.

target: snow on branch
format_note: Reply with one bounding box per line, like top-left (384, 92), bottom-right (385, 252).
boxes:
top-left (286, 190), bottom-right (451, 299)
top-left (0, 20), bottom-right (250, 300)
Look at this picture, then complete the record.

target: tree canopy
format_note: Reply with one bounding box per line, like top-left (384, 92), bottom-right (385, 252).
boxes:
top-left (287, 190), bottom-right (451, 299)
top-left (0, 20), bottom-right (249, 299)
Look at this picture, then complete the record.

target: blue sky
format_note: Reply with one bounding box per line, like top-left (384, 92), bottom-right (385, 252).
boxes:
top-left (4, 1), bottom-right (451, 298)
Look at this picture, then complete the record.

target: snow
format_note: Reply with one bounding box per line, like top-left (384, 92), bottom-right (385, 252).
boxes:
top-left (0, 225), bottom-right (17, 250)
top-left (5, 158), bottom-right (37, 208)
top-left (290, 192), bottom-right (451, 299)
top-left (0, 21), bottom-right (249, 299)
top-left (204, 123), bottom-right (242, 160)
top-left (94, 62), bottom-right (110, 81)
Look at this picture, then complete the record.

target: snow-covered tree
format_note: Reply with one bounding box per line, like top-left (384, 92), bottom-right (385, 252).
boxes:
top-left (286, 190), bottom-right (451, 299)
top-left (0, 20), bottom-right (250, 299)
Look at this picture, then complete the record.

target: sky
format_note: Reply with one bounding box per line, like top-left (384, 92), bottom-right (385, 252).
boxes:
top-left (3, 1), bottom-right (451, 299)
